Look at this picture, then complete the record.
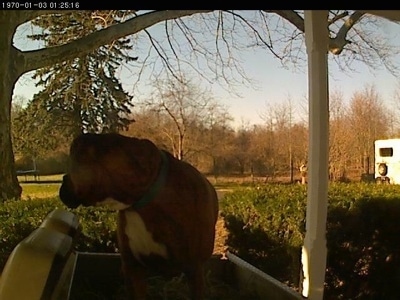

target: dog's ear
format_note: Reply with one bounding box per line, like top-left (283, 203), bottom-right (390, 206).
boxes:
top-left (69, 133), bottom-right (100, 164)
top-left (125, 138), bottom-right (162, 179)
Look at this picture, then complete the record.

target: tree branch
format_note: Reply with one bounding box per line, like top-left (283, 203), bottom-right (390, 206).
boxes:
top-left (329, 11), bottom-right (365, 55)
top-left (228, 10), bottom-right (283, 60)
top-left (19, 10), bottom-right (213, 75)
top-left (328, 11), bottom-right (348, 25)
top-left (264, 10), bottom-right (367, 56)
top-left (266, 10), bottom-right (305, 32)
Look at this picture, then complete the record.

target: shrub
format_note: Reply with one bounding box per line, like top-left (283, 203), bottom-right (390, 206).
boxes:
top-left (0, 198), bottom-right (56, 268)
top-left (221, 183), bottom-right (400, 299)
top-left (0, 197), bottom-right (118, 270)
top-left (221, 184), bottom-right (306, 287)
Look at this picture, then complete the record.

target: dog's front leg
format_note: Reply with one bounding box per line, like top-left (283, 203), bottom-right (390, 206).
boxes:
top-left (122, 264), bottom-right (147, 300)
top-left (185, 263), bottom-right (206, 300)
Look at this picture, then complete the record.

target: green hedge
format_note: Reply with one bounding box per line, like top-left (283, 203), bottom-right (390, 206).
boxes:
top-left (0, 197), bottom-right (118, 271)
top-left (220, 184), bottom-right (306, 288)
top-left (2, 183), bottom-right (400, 299)
top-left (221, 183), bottom-right (400, 299)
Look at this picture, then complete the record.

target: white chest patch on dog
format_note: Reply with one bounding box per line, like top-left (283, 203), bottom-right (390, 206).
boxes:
top-left (97, 197), bottom-right (131, 210)
top-left (124, 210), bottom-right (168, 261)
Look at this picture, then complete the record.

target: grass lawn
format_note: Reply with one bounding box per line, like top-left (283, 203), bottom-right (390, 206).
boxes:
top-left (20, 183), bottom-right (61, 200)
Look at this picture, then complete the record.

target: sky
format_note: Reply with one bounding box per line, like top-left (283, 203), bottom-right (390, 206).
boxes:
top-left (12, 12), bottom-right (400, 128)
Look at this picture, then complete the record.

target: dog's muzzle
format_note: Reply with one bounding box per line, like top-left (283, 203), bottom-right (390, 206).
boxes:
top-left (59, 175), bottom-right (82, 209)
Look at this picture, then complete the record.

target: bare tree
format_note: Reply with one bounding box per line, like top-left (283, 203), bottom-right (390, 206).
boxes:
top-left (2, 10), bottom-right (400, 200)
top-left (122, 109), bottom-right (167, 146)
top-left (348, 85), bottom-right (390, 174)
top-left (232, 122), bottom-right (253, 175)
top-left (329, 90), bottom-right (352, 181)
top-left (260, 98), bottom-right (298, 179)
top-left (190, 100), bottom-right (233, 172)
top-left (389, 82), bottom-right (400, 136)
top-left (142, 76), bottom-right (220, 160)
top-left (245, 125), bottom-right (274, 180)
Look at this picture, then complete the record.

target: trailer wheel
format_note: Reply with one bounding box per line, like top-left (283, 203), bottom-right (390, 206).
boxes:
top-left (378, 163), bottom-right (388, 176)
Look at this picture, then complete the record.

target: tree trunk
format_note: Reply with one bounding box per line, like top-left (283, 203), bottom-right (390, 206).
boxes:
top-left (0, 15), bottom-right (23, 201)
top-left (0, 83), bottom-right (21, 201)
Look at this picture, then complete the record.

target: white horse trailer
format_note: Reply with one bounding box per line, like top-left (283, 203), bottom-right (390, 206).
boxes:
top-left (374, 139), bottom-right (400, 184)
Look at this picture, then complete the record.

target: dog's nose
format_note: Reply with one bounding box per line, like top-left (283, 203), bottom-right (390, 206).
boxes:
top-left (59, 175), bottom-right (81, 209)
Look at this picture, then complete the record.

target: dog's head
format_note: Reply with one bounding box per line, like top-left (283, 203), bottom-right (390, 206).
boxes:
top-left (59, 133), bottom-right (162, 210)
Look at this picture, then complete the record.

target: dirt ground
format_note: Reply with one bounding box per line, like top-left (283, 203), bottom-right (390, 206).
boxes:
top-left (212, 189), bottom-right (230, 255)
top-left (213, 216), bottom-right (228, 255)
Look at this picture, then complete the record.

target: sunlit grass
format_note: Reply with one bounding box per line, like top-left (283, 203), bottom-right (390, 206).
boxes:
top-left (20, 183), bottom-right (61, 200)
top-left (18, 174), bottom-right (63, 200)
top-left (17, 174), bottom-right (63, 182)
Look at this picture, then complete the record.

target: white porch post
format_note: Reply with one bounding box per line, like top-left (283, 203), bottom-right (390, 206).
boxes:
top-left (301, 10), bottom-right (329, 300)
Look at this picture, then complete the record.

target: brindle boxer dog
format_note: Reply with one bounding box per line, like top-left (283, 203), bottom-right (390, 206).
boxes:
top-left (59, 133), bottom-right (219, 300)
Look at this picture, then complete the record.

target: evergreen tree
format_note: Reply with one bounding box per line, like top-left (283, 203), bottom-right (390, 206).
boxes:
top-left (12, 96), bottom-right (65, 162)
top-left (29, 11), bottom-right (137, 136)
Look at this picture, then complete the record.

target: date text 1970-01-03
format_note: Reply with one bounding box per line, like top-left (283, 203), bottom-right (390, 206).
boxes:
top-left (1, 1), bottom-right (80, 9)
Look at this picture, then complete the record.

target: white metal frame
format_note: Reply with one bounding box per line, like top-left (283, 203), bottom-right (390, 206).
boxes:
top-left (301, 10), bottom-right (400, 300)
